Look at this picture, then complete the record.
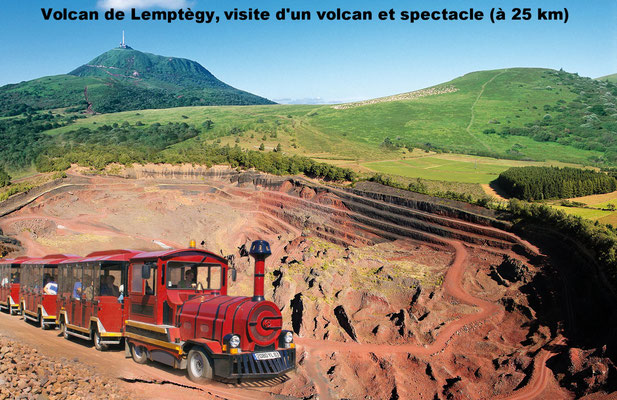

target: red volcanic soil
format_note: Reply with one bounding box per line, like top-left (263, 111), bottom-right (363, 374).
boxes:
top-left (1, 166), bottom-right (616, 399)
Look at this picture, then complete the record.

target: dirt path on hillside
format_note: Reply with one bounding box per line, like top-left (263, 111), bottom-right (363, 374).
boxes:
top-left (466, 70), bottom-right (509, 153)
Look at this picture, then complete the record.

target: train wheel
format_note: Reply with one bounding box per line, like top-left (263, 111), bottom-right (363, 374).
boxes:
top-left (187, 349), bottom-right (213, 383)
top-left (131, 344), bottom-right (148, 364)
top-left (94, 331), bottom-right (109, 352)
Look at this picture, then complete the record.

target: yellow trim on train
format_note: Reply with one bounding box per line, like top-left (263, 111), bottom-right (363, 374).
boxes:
top-left (66, 323), bottom-right (90, 334)
top-left (125, 332), bottom-right (183, 355)
top-left (100, 332), bottom-right (123, 338)
top-left (125, 320), bottom-right (168, 334)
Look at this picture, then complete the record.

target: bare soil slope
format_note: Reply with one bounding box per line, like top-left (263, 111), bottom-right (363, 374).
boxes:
top-left (1, 166), bottom-right (615, 399)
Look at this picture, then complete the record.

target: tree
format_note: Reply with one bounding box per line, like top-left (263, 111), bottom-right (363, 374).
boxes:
top-left (202, 119), bottom-right (214, 130)
top-left (0, 167), bottom-right (11, 188)
top-left (275, 143), bottom-right (282, 152)
top-left (259, 143), bottom-right (265, 151)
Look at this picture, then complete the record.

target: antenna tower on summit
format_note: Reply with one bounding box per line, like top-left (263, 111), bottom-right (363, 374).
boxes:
top-left (120, 31), bottom-right (127, 48)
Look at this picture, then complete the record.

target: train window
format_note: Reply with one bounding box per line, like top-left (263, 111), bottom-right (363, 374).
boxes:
top-left (131, 263), bottom-right (144, 294)
top-left (99, 263), bottom-right (122, 297)
top-left (130, 262), bottom-right (157, 295)
top-left (71, 264), bottom-right (83, 300)
top-left (59, 264), bottom-right (69, 295)
top-left (166, 262), bottom-right (222, 290)
top-left (145, 267), bottom-right (156, 296)
top-left (43, 266), bottom-right (57, 295)
top-left (82, 263), bottom-right (95, 301)
top-left (34, 265), bottom-right (43, 294)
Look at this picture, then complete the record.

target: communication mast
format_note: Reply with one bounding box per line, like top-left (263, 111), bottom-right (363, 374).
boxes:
top-left (120, 31), bottom-right (127, 48)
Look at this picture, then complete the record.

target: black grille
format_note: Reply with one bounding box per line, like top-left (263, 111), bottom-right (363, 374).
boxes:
top-left (254, 344), bottom-right (275, 352)
top-left (231, 349), bottom-right (295, 376)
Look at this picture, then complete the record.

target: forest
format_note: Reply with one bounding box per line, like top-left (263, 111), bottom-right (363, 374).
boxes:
top-left (497, 166), bottom-right (617, 201)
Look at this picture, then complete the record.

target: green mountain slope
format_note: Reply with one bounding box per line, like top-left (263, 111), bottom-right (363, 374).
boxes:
top-left (0, 47), bottom-right (273, 116)
top-left (3, 67), bottom-right (616, 176)
top-left (597, 73), bottom-right (617, 83)
top-left (68, 47), bottom-right (231, 90)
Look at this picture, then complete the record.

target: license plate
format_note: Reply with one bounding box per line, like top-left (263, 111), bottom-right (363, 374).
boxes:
top-left (253, 351), bottom-right (280, 360)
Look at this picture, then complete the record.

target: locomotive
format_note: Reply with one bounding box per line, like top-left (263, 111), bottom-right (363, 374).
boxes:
top-left (1, 240), bottom-right (296, 382)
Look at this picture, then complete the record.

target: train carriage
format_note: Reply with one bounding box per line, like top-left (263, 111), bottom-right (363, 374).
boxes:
top-left (20, 254), bottom-right (79, 329)
top-left (57, 249), bottom-right (142, 350)
top-left (0, 257), bottom-right (29, 315)
top-left (123, 240), bottom-right (296, 382)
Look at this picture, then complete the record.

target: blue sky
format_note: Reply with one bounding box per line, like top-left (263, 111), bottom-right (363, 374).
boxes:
top-left (0, 0), bottom-right (616, 102)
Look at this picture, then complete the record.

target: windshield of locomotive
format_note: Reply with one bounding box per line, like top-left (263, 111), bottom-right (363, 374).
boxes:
top-left (167, 262), bottom-right (222, 290)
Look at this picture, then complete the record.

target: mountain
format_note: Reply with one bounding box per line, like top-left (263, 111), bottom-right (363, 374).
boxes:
top-left (0, 46), bottom-right (273, 115)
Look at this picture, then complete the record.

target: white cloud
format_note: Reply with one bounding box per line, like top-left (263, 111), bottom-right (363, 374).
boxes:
top-left (97, 0), bottom-right (190, 10)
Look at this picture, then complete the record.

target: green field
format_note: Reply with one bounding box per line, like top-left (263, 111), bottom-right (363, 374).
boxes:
top-left (364, 156), bottom-right (513, 184)
top-left (361, 154), bottom-right (584, 184)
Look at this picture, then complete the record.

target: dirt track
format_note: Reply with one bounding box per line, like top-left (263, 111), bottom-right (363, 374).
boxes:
top-left (0, 311), bottom-right (276, 400)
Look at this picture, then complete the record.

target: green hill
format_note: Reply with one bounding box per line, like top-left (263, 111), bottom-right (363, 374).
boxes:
top-left (3, 67), bottom-right (617, 185)
top-left (0, 47), bottom-right (273, 116)
top-left (40, 67), bottom-right (615, 164)
top-left (597, 73), bottom-right (617, 83)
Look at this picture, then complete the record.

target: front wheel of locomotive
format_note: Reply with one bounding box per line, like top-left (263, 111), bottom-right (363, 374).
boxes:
top-left (93, 331), bottom-right (109, 352)
top-left (187, 349), bottom-right (213, 383)
top-left (131, 344), bottom-right (148, 364)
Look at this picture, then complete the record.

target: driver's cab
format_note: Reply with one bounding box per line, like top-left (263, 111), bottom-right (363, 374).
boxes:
top-left (126, 249), bottom-right (231, 327)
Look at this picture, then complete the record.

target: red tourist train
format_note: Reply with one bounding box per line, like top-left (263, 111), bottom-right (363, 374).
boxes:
top-left (0, 256), bottom-right (29, 315)
top-left (21, 254), bottom-right (81, 328)
top-left (2, 240), bottom-right (295, 382)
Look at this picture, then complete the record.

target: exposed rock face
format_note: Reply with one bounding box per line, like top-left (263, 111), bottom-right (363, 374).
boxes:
top-left (497, 255), bottom-right (529, 283)
top-left (549, 346), bottom-right (617, 397)
top-left (0, 334), bottom-right (130, 400)
top-left (0, 233), bottom-right (21, 257)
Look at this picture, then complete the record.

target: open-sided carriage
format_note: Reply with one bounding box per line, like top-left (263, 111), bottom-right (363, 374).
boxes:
top-left (20, 254), bottom-right (79, 328)
top-left (0, 256), bottom-right (28, 315)
top-left (57, 249), bottom-right (142, 350)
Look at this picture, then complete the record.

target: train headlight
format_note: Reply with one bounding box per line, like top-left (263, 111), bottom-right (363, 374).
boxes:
top-left (279, 330), bottom-right (295, 349)
top-left (229, 335), bottom-right (241, 348)
top-left (223, 334), bottom-right (242, 353)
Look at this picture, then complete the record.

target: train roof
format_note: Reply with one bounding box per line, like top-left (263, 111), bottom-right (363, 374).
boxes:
top-left (80, 249), bottom-right (143, 263)
top-left (23, 254), bottom-right (82, 265)
top-left (131, 248), bottom-right (228, 263)
top-left (0, 256), bottom-right (31, 265)
top-left (86, 249), bottom-right (140, 257)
